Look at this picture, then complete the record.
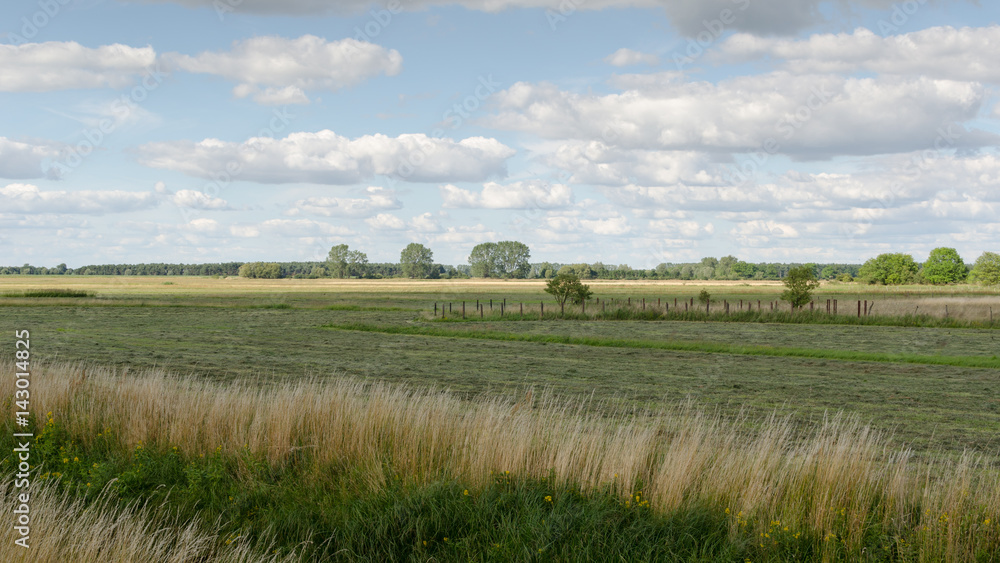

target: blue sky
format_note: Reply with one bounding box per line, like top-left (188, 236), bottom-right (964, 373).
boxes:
top-left (1, 0), bottom-right (998, 268)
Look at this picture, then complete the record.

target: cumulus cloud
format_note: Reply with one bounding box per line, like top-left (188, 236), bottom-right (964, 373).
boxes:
top-left (171, 189), bottom-right (231, 209)
top-left (136, 131), bottom-right (515, 184)
top-left (541, 142), bottom-right (719, 186)
top-left (484, 73), bottom-right (996, 158)
top-left (0, 183), bottom-right (158, 214)
top-left (440, 181), bottom-right (572, 209)
top-left (0, 42), bottom-right (156, 92)
top-left (718, 26), bottom-right (1000, 84)
top-left (604, 48), bottom-right (658, 67)
top-left (365, 213), bottom-right (406, 230)
top-left (0, 138), bottom-right (65, 179)
top-left (288, 186), bottom-right (401, 217)
top-left (163, 36), bottom-right (402, 103)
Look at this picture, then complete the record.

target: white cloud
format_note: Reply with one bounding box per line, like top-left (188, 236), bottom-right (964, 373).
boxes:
top-left (163, 36), bottom-right (402, 103)
top-left (0, 183), bottom-right (158, 214)
top-left (718, 26), bottom-right (1000, 84)
top-left (136, 131), bottom-right (516, 184)
top-left (540, 141), bottom-right (719, 186)
top-left (171, 189), bottom-right (230, 209)
top-left (365, 213), bottom-right (406, 230)
top-left (0, 138), bottom-right (64, 179)
top-left (440, 181), bottom-right (572, 209)
top-left (233, 85), bottom-right (311, 105)
top-left (0, 42), bottom-right (156, 92)
top-left (604, 48), bottom-right (659, 67)
top-left (409, 212), bottom-right (442, 232)
top-left (288, 186), bottom-right (401, 217)
top-left (485, 73), bottom-right (996, 158)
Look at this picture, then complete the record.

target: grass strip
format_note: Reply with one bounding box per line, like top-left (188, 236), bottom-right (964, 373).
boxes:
top-left (322, 322), bottom-right (1000, 370)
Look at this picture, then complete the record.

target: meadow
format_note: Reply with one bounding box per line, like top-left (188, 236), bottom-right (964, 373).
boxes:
top-left (1, 276), bottom-right (999, 561)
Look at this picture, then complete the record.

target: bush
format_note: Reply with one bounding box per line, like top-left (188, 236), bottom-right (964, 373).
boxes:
top-left (238, 262), bottom-right (282, 279)
top-left (697, 289), bottom-right (711, 305)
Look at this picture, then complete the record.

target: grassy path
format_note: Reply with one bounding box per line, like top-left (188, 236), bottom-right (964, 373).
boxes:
top-left (323, 322), bottom-right (1000, 370)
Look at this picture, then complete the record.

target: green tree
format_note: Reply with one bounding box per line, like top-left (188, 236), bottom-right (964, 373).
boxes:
top-left (544, 273), bottom-right (593, 315)
top-left (820, 265), bottom-right (840, 279)
top-left (468, 243), bottom-right (498, 278)
top-left (469, 241), bottom-right (531, 278)
top-left (858, 253), bottom-right (918, 285)
top-left (922, 247), bottom-right (967, 284)
top-left (238, 262), bottom-right (282, 279)
top-left (969, 251), bottom-right (1000, 286)
top-left (780, 265), bottom-right (820, 309)
top-left (327, 244), bottom-right (369, 278)
top-left (400, 243), bottom-right (434, 279)
top-left (494, 240), bottom-right (531, 278)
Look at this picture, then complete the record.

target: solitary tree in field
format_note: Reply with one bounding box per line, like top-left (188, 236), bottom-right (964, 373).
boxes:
top-left (922, 247), bottom-right (967, 284)
top-left (970, 251), bottom-right (1000, 286)
top-left (780, 265), bottom-right (820, 310)
top-left (327, 244), bottom-right (369, 278)
top-left (400, 243), bottom-right (434, 279)
top-left (468, 240), bottom-right (531, 278)
top-left (544, 273), bottom-right (592, 315)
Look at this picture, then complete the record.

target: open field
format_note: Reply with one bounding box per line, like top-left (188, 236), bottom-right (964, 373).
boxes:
top-left (1, 276), bottom-right (999, 457)
top-left (2, 276), bottom-right (999, 560)
top-left (2, 362), bottom-right (998, 561)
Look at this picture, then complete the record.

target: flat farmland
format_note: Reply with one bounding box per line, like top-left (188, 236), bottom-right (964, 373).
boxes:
top-left (2, 276), bottom-right (999, 459)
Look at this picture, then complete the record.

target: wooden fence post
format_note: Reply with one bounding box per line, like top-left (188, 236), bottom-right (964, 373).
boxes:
top-left (434, 303), bottom-right (437, 315)
top-left (833, 299), bottom-right (837, 314)
top-left (857, 300), bottom-right (861, 318)
top-left (826, 299), bottom-right (830, 313)
top-left (462, 302), bottom-right (466, 319)
top-left (810, 301), bottom-right (813, 312)
top-left (540, 302), bottom-right (544, 319)
top-left (864, 300), bottom-right (867, 316)
top-left (642, 298), bottom-right (645, 310)
top-left (520, 303), bottom-right (523, 315)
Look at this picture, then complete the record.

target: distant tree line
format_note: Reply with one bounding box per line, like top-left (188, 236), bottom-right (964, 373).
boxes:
top-left (4, 244), bottom-right (998, 286)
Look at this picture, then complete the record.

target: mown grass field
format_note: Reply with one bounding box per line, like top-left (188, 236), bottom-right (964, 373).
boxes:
top-left (1, 276), bottom-right (999, 561)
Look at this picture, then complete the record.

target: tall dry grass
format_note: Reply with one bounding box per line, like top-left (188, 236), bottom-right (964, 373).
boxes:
top-left (0, 478), bottom-right (293, 562)
top-left (4, 361), bottom-right (999, 560)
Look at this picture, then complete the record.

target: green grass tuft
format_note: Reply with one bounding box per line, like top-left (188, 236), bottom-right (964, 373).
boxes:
top-left (1, 289), bottom-right (93, 298)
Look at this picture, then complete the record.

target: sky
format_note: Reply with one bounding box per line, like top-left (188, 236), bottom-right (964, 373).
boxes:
top-left (0, 0), bottom-right (998, 268)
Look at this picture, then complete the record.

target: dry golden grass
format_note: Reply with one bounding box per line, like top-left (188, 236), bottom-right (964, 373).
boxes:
top-left (4, 361), bottom-right (999, 560)
top-left (0, 478), bottom-right (293, 562)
